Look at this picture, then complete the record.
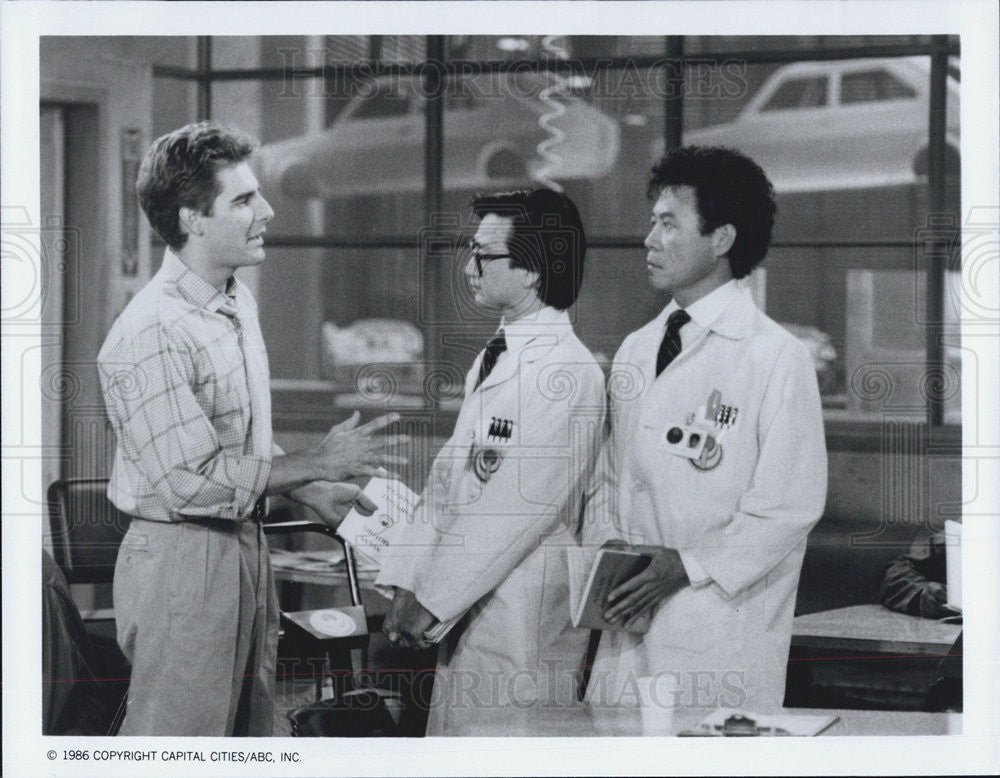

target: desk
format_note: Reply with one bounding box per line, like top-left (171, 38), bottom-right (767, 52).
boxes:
top-left (788, 605), bottom-right (961, 710)
top-left (792, 604), bottom-right (961, 656)
top-left (443, 704), bottom-right (960, 738)
top-left (270, 548), bottom-right (378, 588)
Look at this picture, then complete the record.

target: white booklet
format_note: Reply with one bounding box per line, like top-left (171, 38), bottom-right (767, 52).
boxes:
top-left (336, 475), bottom-right (419, 568)
top-left (338, 475), bottom-right (462, 644)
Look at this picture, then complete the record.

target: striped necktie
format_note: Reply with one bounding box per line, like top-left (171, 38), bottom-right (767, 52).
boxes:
top-left (655, 309), bottom-right (691, 376)
top-left (475, 331), bottom-right (507, 390)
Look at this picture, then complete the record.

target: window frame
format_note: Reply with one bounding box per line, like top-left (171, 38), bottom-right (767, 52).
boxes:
top-left (151, 34), bottom-right (961, 452)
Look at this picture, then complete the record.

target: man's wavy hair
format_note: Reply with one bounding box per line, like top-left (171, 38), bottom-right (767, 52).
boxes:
top-left (136, 121), bottom-right (257, 251)
top-left (648, 146), bottom-right (777, 279)
top-left (470, 188), bottom-right (586, 310)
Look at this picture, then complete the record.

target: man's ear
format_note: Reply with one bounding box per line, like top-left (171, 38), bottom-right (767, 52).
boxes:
top-left (712, 224), bottom-right (736, 258)
top-left (178, 206), bottom-right (202, 238)
top-left (519, 266), bottom-right (541, 290)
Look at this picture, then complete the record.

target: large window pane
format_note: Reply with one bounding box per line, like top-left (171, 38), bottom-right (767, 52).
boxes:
top-left (146, 35), bottom-right (962, 430)
top-left (682, 57), bottom-right (959, 202)
top-left (258, 246), bottom-right (425, 390)
top-left (254, 74), bottom-right (424, 240)
top-left (441, 65), bottom-right (663, 239)
top-left (681, 53), bottom-right (960, 425)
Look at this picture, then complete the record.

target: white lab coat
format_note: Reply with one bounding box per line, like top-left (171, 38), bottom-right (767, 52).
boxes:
top-left (377, 310), bottom-right (605, 734)
top-left (583, 287), bottom-right (827, 712)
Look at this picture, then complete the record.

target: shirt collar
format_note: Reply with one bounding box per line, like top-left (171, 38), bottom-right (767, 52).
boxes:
top-left (161, 249), bottom-right (238, 315)
top-left (662, 279), bottom-right (752, 339)
top-left (500, 306), bottom-right (571, 355)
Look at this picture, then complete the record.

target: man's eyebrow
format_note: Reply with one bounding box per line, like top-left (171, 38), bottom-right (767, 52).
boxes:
top-left (230, 188), bottom-right (256, 203)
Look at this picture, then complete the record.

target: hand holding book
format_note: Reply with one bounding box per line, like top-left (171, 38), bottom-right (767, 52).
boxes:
top-left (566, 544), bottom-right (656, 633)
top-left (567, 542), bottom-right (690, 633)
top-left (338, 474), bottom-right (465, 645)
top-left (384, 587), bottom-right (437, 651)
top-left (602, 544), bottom-right (690, 631)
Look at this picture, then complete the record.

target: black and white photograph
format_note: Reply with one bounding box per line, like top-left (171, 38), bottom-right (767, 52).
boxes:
top-left (2, 2), bottom-right (998, 776)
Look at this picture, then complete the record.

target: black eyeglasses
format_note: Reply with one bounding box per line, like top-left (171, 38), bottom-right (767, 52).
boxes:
top-left (467, 240), bottom-right (512, 276)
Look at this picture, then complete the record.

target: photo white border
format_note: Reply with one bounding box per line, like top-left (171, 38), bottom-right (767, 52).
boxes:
top-left (3, 1), bottom-right (998, 776)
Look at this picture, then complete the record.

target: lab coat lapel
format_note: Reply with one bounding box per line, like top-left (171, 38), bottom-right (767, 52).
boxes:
top-left (649, 289), bottom-right (755, 381)
top-left (636, 290), bottom-right (754, 428)
top-left (474, 330), bottom-right (562, 392)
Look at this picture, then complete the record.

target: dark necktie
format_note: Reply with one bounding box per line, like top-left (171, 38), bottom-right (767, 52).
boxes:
top-left (475, 331), bottom-right (507, 390)
top-left (655, 309), bottom-right (691, 376)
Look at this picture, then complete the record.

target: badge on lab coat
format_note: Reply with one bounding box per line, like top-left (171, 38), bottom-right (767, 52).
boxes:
top-left (659, 417), bottom-right (713, 460)
top-left (690, 435), bottom-right (723, 471)
top-left (659, 390), bottom-right (735, 470)
top-left (486, 416), bottom-right (514, 443)
top-left (472, 447), bottom-right (503, 483)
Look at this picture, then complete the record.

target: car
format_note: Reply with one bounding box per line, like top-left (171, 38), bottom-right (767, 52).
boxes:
top-left (256, 71), bottom-right (621, 199)
top-left (673, 57), bottom-right (960, 192)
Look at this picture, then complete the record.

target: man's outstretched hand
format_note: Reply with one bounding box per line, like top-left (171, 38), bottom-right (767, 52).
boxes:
top-left (314, 411), bottom-right (409, 482)
top-left (288, 481), bottom-right (377, 530)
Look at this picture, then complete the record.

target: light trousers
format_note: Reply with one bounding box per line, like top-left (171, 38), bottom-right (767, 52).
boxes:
top-left (114, 517), bottom-right (279, 736)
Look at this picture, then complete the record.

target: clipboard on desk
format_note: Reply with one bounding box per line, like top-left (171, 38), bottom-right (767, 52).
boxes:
top-left (679, 709), bottom-right (839, 737)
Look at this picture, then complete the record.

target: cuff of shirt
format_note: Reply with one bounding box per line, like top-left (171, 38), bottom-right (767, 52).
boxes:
top-left (679, 549), bottom-right (712, 588)
top-left (236, 453), bottom-right (273, 519)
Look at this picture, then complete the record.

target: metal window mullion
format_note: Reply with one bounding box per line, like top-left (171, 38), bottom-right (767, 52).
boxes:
top-left (664, 36), bottom-right (684, 153)
top-left (196, 37), bottom-right (213, 120)
top-left (925, 35), bottom-right (950, 427)
top-left (164, 39), bottom-right (959, 84)
top-left (423, 36), bottom-right (446, 413)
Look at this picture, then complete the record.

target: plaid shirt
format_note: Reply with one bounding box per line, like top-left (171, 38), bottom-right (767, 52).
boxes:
top-left (98, 250), bottom-right (273, 522)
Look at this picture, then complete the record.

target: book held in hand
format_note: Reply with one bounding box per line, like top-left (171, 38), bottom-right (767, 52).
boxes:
top-left (567, 546), bottom-right (654, 633)
top-left (340, 474), bottom-right (463, 645)
top-left (336, 475), bottom-right (419, 568)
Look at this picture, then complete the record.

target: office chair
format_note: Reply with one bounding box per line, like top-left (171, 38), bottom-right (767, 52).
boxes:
top-left (263, 519), bottom-right (406, 736)
top-left (46, 478), bottom-right (132, 616)
top-left (44, 478), bottom-right (133, 734)
top-left (45, 479), bottom-right (403, 735)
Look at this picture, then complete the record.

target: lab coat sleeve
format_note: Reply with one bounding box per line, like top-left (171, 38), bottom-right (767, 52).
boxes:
top-left (410, 365), bottom-right (606, 622)
top-left (687, 338), bottom-right (828, 599)
top-left (580, 432), bottom-right (618, 548)
top-left (580, 344), bottom-right (638, 548)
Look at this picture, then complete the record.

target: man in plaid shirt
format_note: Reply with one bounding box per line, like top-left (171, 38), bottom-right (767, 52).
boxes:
top-left (98, 122), bottom-right (406, 736)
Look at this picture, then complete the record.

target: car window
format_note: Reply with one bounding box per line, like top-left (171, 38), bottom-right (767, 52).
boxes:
top-left (840, 69), bottom-right (918, 104)
top-left (350, 87), bottom-right (412, 120)
top-left (760, 76), bottom-right (829, 111)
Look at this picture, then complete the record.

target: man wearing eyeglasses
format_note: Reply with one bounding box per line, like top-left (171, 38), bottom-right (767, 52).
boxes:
top-left (377, 188), bottom-right (605, 735)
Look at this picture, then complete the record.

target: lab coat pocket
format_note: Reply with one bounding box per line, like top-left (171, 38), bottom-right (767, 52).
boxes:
top-left (651, 585), bottom-right (733, 652)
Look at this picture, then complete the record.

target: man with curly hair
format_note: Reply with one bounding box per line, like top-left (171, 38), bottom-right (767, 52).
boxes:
top-left (583, 146), bottom-right (828, 714)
